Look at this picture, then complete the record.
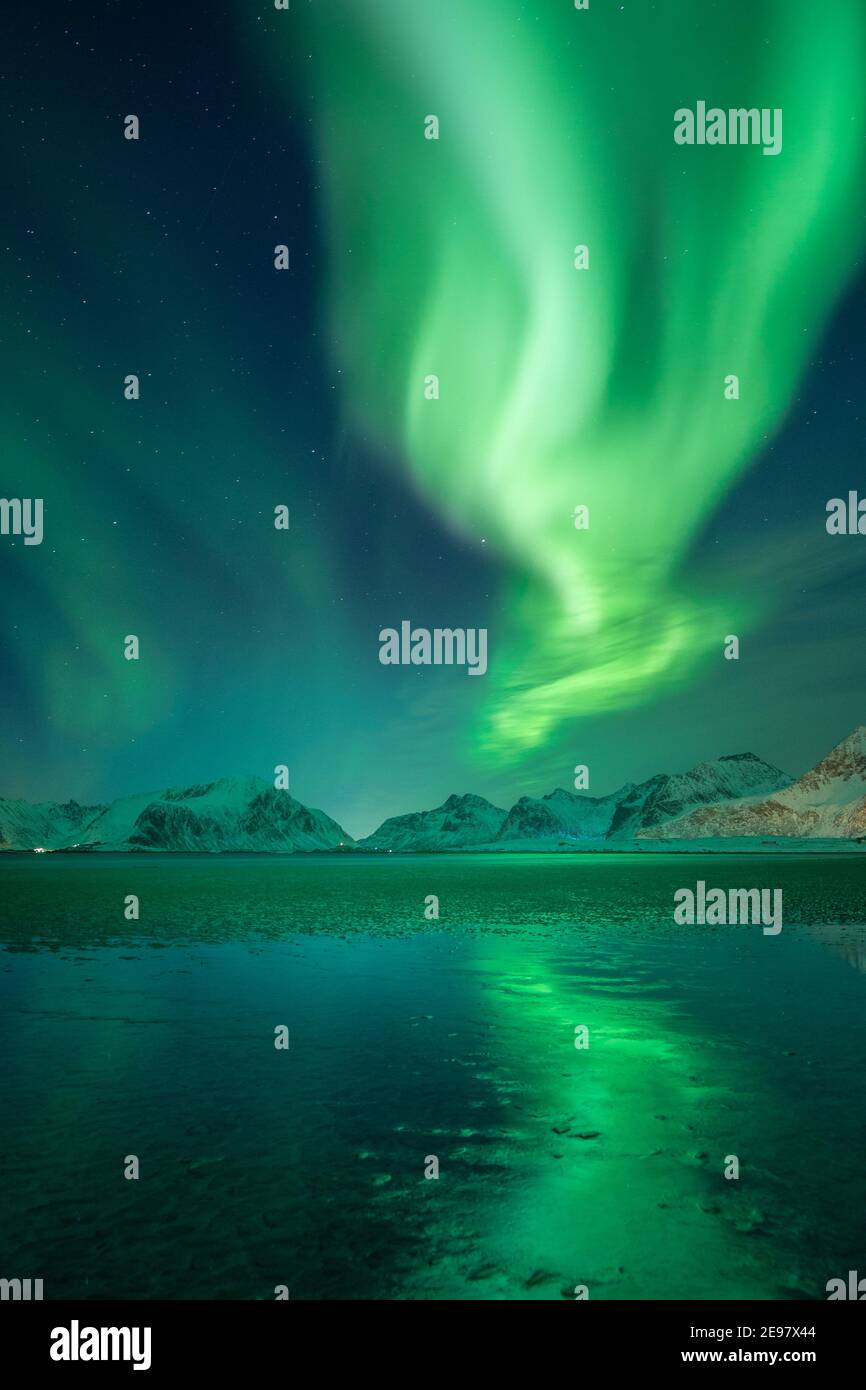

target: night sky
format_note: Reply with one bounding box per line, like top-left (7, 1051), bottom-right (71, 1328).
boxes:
top-left (2, 0), bottom-right (866, 838)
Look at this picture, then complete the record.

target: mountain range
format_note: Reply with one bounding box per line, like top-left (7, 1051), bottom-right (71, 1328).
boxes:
top-left (642, 726), bottom-right (866, 841)
top-left (358, 749), bottom-right (791, 849)
top-left (3, 728), bottom-right (866, 852)
top-left (0, 777), bottom-right (349, 854)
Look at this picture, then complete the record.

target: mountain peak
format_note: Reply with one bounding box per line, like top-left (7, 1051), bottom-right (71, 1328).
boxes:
top-left (641, 725), bottom-right (866, 841)
top-left (0, 777), bottom-right (349, 852)
top-left (441, 792), bottom-right (494, 810)
top-left (797, 725), bottom-right (866, 789)
top-left (164, 775), bottom-right (271, 802)
top-left (833, 725), bottom-right (866, 757)
top-left (362, 792), bottom-right (506, 849)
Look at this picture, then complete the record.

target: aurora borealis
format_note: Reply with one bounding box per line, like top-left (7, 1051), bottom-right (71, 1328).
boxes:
top-left (3, 0), bottom-right (866, 837)
top-left (6, 2), bottom-right (866, 1327)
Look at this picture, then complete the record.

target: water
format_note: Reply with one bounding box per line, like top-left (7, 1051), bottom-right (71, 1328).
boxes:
top-left (1, 852), bottom-right (865, 1300)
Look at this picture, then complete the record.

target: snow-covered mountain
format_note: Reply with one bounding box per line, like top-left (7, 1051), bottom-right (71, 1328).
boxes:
top-left (496, 785), bottom-right (631, 844)
top-left (360, 753), bottom-right (791, 850)
top-left (0, 777), bottom-right (352, 852)
top-left (490, 754), bottom-right (788, 847)
top-left (5, 731), bottom-right (864, 852)
top-left (641, 728), bottom-right (866, 841)
top-left (608, 753), bottom-right (790, 838)
top-left (360, 793), bottom-right (506, 850)
top-left (0, 797), bottom-right (104, 851)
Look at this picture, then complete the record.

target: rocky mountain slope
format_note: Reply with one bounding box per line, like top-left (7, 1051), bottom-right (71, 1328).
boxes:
top-left (359, 793), bottom-right (506, 850)
top-left (0, 797), bottom-right (104, 851)
top-left (0, 777), bottom-right (352, 852)
top-left (496, 786), bottom-right (631, 843)
top-left (609, 753), bottom-right (790, 838)
top-left (641, 728), bottom-right (866, 841)
top-left (362, 752), bottom-right (791, 848)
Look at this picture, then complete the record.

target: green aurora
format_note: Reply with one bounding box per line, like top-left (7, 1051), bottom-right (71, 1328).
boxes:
top-left (3, 0), bottom-right (866, 832)
top-left (265, 0), bottom-right (866, 758)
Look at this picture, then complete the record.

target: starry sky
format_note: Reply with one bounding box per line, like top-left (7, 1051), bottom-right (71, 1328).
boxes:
top-left (2, 0), bottom-right (866, 839)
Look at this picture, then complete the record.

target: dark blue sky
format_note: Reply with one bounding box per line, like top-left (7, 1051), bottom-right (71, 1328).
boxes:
top-left (1, 0), bottom-right (865, 838)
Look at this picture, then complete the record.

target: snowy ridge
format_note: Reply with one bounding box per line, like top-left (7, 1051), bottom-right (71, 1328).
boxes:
top-left (5, 729), bottom-right (866, 851)
top-left (0, 777), bottom-right (351, 852)
top-left (363, 750), bottom-right (793, 849)
top-left (359, 793), bottom-right (507, 850)
top-left (496, 785), bottom-right (631, 843)
top-left (609, 753), bottom-right (790, 838)
top-left (641, 728), bottom-right (866, 841)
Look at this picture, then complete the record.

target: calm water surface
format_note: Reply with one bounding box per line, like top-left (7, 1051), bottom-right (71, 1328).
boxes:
top-left (1, 853), bottom-right (864, 1300)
